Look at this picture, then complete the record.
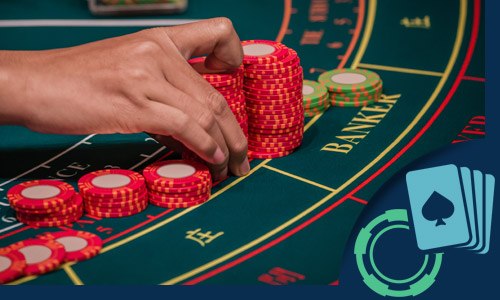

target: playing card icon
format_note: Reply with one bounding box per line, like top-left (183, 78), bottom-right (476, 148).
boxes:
top-left (422, 191), bottom-right (455, 226)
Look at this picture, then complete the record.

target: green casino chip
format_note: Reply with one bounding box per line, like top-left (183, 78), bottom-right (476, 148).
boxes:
top-left (330, 98), bottom-right (376, 107)
top-left (302, 80), bottom-right (329, 102)
top-left (354, 209), bottom-right (443, 297)
top-left (318, 68), bottom-right (381, 93)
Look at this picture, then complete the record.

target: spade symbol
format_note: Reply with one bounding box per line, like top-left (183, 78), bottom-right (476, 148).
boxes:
top-left (422, 191), bottom-right (455, 226)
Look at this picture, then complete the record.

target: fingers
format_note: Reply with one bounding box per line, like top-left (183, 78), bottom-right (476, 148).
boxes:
top-left (164, 17), bottom-right (243, 70)
top-left (146, 81), bottom-right (231, 180)
top-left (149, 134), bottom-right (184, 154)
top-left (142, 101), bottom-right (225, 166)
top-left (158, 57), bottom-right (249, 176)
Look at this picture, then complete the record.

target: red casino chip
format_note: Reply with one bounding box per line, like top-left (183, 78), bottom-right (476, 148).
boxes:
top-left (8, 238), bottom-right (65, 276)
top-left (12, 192), bottom-right (83, 215)
top-left (243, 85), bottom-right (302, 96)
top-left (17, 209), bottom-right (83, 228)
top-left (0, 247), bottom-right (26, 284)
top-left (7, 180), bottom-right (75, 210)
top-left (85, 201), bottom-right (147, 218)
top-left (241, 40), bottom-right (290, 65)
top-left (245, 49), bottom-right (300, 70)
top-left (249, 132), bottom-right (304, 143)
top-left (148, 184), bottom-right (211, 196)
top-left (243, 61), bottom-right (301, 76)
top-left (78, 169), bottom-right (145, 198)
top-left (245, 96), bottom-right (303, 107)
top-left (245, 70), bottom-right (303, 85)
top-left (84, 194), bottom-right (148, 209)
top-left (248, 149), bottom-right (294, 159)
top-left (148, 190), bottom-right (210, 203)
top-left (143, 160), bottom-right (211, 188)
top-left (148, 196), bottom-right (209, 209)
top-left (38, 230), bottom-right (102, 262)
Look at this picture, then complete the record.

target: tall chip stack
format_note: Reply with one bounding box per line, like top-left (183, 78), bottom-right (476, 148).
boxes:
top-left (318, 68), bottom-right (383, 108)
top-left (189, 57), bottom-right (248, 138)
top-left (7, 180), bottom-right (83, 227)
top-left (78, 169), bottom-right (148, 218)
top-left (241, 40), bottom-right (304, 159)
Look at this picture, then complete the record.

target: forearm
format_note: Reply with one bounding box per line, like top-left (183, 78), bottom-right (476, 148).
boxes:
top-left (0, 50), bottom-right (31, 126)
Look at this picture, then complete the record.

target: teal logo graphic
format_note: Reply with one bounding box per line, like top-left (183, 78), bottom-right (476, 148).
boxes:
top-left (355, 165), bottom-right (495, 297)
top-left (406, 164), bottom-right (495, 253)
top-left (355, 209), bottom-right (443, 297)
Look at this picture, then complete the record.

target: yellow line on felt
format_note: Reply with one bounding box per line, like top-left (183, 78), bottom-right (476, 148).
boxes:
top-left (161, 191), bottom-right (339, 285)
top-left (10, 107), bottom-right (323, 285)
top-left (101, 115), bottom-right (322, 254)
top-left (160, 1), bottom-right (379, 285)
top-left (351, 0), bottom-right (377, 68)
top-left (357, 63), bottom-right (444, 77)
top-left (263, 165), bottom-right (337, 192)
top-left (7, 275), bottom-right (36, 285)
top-left (161, 0), bottom-right (468, 284)
top-left (62, 264), bottom-right (84, 285)
top-left (333, 0), bottom-right (466, 197)
top-left (100, 159), bottom-right (270, 254)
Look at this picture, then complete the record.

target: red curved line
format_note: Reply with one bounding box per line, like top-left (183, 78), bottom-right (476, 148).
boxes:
top-left (338, 0), bottom-right (366, 68)
top-left (184, 0), bottom-right (481, 285)
top-left (275, 0), bottom-right (292, 43)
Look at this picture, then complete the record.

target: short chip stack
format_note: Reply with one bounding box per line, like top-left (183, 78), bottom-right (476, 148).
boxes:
top-left (189, 57), bottom-right (248, 138)
top-left (318, 68), bottom-right (383, 107)
top-left (143, 159), bottom-right (212, 208)
top-left (78, 169), bottom-right (148, 218)
top-left (241, 40), bottom-right (305, 159)
top-left (302, 80), bottom-right (330, 117)
top-left (7, 180), bottom-right (83, 227)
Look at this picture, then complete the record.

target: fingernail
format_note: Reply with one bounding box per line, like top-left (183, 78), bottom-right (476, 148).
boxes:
top-left (213, 147), bottom-right (226, 164)
top-left (239, 157), bottom-right (250, 175)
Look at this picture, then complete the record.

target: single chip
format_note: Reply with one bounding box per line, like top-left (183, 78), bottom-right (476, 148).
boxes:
top-left (245, 70), bottom-right (303, 84)
top-left (78, 169), bottom-right (145, 198)
top-left (330, 98), bottom-right (376, 108)
top-left (249, 132), bottom-right (303, 143)
top-left (148, 196), bottom-right (209, 209)
top-left (83, 194), bottom-right (148, 209)
top-left (248, 149), bottom-right (294, 159)
top-left (85, 202), bottom-right (147, 218)
top-left (241, 40), bottom-right (289, 65)
top-left (245, 49), bottom-right (300, 70)
top-left (0, 247), bottom-right (26, 284)
top-left (17, 209), bottom-right (83, 228)
top-left (244, 61), bottom-right (300, 76)
top-left (7, 180), bottom-right (75, 210)
top-left (143, 160), bottom-right (211, 188)
top-left (8, 239), bottom-right (65, 276)
top-left (39, 231), bottom-right (102, 262)
top-left (243, 68), bottom-right (302, 80)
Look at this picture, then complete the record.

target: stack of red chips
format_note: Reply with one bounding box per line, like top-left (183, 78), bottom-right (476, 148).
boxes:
top-left (143, 160), bottom-right (212, 209)
top-left (241, 40), bottom-right (304, 159)
top-left (78, 169), bottom-right (148, 218)
top-left (7, 180), bottom-right (83, 227)
top-left (189, 57), bottom-right (248, 138)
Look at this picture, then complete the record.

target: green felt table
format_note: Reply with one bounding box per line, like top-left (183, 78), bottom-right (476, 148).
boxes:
top-left (0, 0), bottom-right (485, 285)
